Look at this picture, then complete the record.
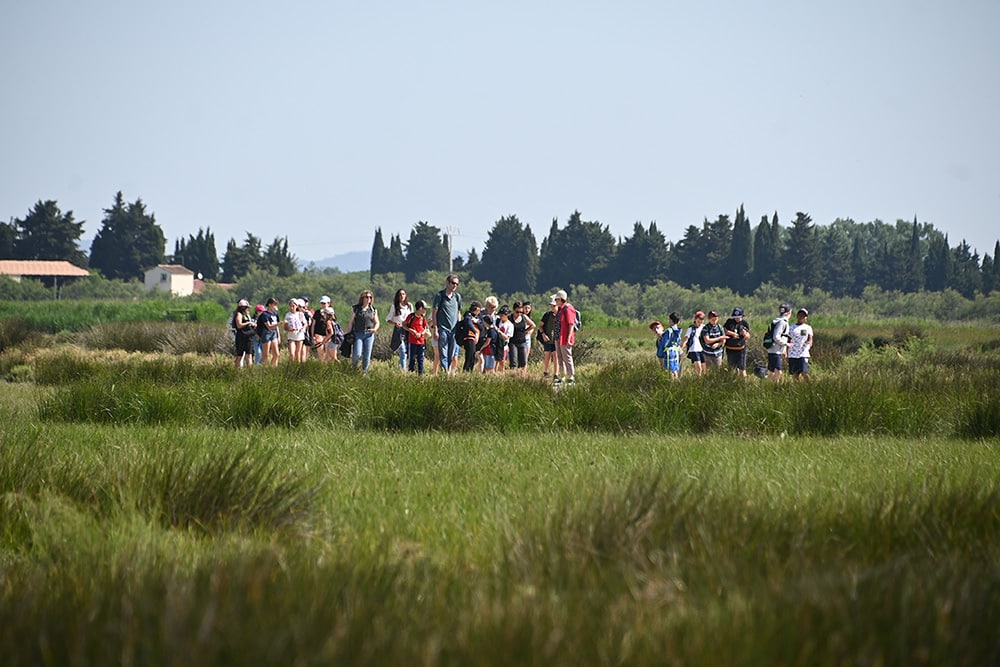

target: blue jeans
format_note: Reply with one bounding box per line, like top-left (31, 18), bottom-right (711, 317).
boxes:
top-left (397, 339), bottom-right (408, 370)
top-left (437, 327), bottom-right (457, 372)
top-left (352, 331), bottom-right (374, 371)
top-left (408, 342), bottom-right (425, 374)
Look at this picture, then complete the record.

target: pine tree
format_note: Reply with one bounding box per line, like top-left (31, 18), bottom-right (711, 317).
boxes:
top-left (13, 200), bottom-right (88, 267)
top-left (923, 232), bottom-right (951, 291)
top-left (949, 240), bottom-right (982, 298)
top-left (220, 233), bottom-right (262, 282)
top-left (89, 192), bottom-right (165, 281)
top-left (727, 205), bottom-right (753, 294)
top-left (751, 214), bottom-right (781, 289)
top-left (476, 215), bottom-right (539, 295)
top-left (370, 228), bottom-right (388, 278)
top-left (403, 222), bottom-right (448, 281)
top-left (262, 236), bottom-right (297, 277)
top-left (387, 234), bottom-right (405, 273)
top-left (784, 212), bottom-right (821, 291)
top-left (898, 217), bottom-right (925, 292)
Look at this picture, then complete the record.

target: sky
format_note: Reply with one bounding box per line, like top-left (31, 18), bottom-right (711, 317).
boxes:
top-left (3, 0), bottom-right (999, 267)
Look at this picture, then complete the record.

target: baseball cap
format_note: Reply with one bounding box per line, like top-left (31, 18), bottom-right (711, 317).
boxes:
top-left (779, 303), bottom-right (791, 315)
top-left (554, 289), bottom-right (568, 301)
top-left (798, 308), bottom-right (809, 317)
top-left (732, 307), bottom-right (744, 317)
top-left (320, 295), bottom-right (331, 304)
top-left (708, 310), bottom-right (718, 318)
top-left (237, 299), bottom-right (250, 307)
top-left (694, 311), bottom-right (705, 319)
top-left (254, 304), bottom-right (265, 313)
top-left (549, 296), bottom-right (557, 305)
top-left (649, 320), bottom-right (662, 330)
top-left (295, 298), bottom-right (306, 308)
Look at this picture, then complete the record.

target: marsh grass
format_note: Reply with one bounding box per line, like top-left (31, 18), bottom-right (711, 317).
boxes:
top-left (1, 430), bottom-right (998, 666)
top-left (29, 341), bottom-right (1000, 439)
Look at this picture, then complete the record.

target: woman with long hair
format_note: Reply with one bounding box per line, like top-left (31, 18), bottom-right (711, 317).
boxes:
top-left (347, 290), bottom-right (380, 371)
top-left (388, 288), bottom-right (413, 371)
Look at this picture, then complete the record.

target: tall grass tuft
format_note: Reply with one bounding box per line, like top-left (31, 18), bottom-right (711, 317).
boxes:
top-left (135, 447), bottom-right (320, 533)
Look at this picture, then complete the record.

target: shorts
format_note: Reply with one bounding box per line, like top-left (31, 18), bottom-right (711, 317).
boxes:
top-left (483, 355), bottom-right (496, 370)
top-left (234, 335), bottom-right (253, 357)
top-left (687, 351), bottom-right (704, 363)
top-left (789, 357), bottom-right (809, 375)
top-left (767, 353), bottom-right (784, 372)
top-left (542, 342), bottom-right (556, 353)
top-left (726, 348), bottom-right (747, 371)
top-left (704, 353), bottom-right (723, 369)
top-left (666, 347), bottom-right (681, 373)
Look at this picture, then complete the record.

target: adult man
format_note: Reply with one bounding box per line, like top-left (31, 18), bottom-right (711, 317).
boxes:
top-left (699, 310), bottom-right (727, 370)
top-left (431, 274), bottom-right (463, 375)
top-left (723, 307), bottom-right (752, 377)
top-left (766, 303), bottom-right (793, 382)
top-left (552, 289), bottom-right (578, 385)
top-left (788, 308), bottom-right (814, 381)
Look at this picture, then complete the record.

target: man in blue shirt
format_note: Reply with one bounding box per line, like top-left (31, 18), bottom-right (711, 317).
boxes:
top-left (431, 274), bottom-right (462, 375)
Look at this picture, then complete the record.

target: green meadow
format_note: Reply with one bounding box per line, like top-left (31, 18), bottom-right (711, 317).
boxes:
top-left (1, 319), bottom-right (999, 665)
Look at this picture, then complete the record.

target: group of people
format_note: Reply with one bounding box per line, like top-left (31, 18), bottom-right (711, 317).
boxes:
top-left (227, 275), bottom-right (582, 383)
top-left (229, 295), bottom-right (347, 368)
top-left (650, 303), bottom-right (813, 381)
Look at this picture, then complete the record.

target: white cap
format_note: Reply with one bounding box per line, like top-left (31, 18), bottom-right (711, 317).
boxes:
top-left (320, 295), bottom-right (331, 303)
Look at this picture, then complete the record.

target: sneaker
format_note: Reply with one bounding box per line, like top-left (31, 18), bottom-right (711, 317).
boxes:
top-left (553, 376), bottom-right (562, 385)
top-left (543, 372), bottom-right (550, 378)
top-left (566, 378), bottom-right (575, 385)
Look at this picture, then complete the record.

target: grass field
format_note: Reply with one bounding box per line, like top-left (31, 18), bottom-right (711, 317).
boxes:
top-left (1, 319), bottom-right (999, 665)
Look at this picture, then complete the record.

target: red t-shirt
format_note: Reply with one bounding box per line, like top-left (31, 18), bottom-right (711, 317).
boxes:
top-left (406, 314), bottom-right (428, 345)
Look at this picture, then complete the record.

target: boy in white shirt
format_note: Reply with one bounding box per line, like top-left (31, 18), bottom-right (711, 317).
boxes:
top-left (788, 308), bottom-right (814, 381)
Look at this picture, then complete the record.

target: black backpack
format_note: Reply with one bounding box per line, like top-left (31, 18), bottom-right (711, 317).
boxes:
top-left (255, 312), bottom-right (269, 338)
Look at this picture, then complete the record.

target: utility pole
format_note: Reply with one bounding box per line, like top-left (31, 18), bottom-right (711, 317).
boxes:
top-left (445, 226), bottom-right (460, 274)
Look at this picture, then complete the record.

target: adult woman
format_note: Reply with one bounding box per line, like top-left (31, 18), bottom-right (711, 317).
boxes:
top-left (347, 290), bottom-right (379, 371)
top-left (284, 298), bottom-right (307, 363)
top-left (388, 288), bottom-right (413, 371)
top-left (507, 300), bottom-right (536, 372)
top-left (231, 299), bottom-right (255, 369)
top-left (538, 296), bottom-right (559, 379)
top-left (311, 307), bottom-right (332, 361)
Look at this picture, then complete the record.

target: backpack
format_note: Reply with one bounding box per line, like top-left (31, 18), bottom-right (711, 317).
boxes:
top-left (763, 318), bottom-right (785, 348)
top-left (454, 318), bottom-right (469, 341)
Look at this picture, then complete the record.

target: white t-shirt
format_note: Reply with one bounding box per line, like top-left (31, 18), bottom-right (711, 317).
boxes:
top-left (685, 325), bottom-right (704, 353)
top-left (388, 304), bottom-right (413, 327)
top-left (788, 323), bottom-right (813, 359)
top-left (285, 311), bottom-right (306, 342)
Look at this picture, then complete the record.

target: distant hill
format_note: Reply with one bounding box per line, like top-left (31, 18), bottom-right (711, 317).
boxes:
top-left (307, 250), bottom-right (369, 273)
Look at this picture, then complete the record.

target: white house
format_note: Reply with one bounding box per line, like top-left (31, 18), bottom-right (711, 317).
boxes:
top-left (143, 264), bottom-right (195, 296)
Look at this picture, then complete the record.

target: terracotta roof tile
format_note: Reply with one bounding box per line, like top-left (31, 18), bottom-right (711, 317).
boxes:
top-left (0, 260), bottom-right (90, 277)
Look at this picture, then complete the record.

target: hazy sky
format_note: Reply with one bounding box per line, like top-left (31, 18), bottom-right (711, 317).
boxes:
top-left (3, 1), bottom-right (998, 266)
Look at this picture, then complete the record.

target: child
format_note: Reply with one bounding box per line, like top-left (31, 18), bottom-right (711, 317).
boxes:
top-left (496, 306), bottom-right (513, 372)
top-left (788, 308), bottom-right (814, 382)
top-left (662, 312), bottom-right (683, 378)
top-left (404, 300), bottom-right (429, 374)
top-left (479, 314), bottom-right (501, 373)
top-left (683, 311), bottom-right (706, 376)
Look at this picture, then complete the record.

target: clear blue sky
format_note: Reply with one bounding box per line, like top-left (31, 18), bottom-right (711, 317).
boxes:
top-left (3, 0), bottom-right (998, 265)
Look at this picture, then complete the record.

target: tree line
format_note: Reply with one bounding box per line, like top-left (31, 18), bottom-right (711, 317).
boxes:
top-left (4, 193), bottom-right (998, 299)
top-left (372, 207), bottom-right (1000, 298)
top-left (1, 193), bottom-right (296, 283)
